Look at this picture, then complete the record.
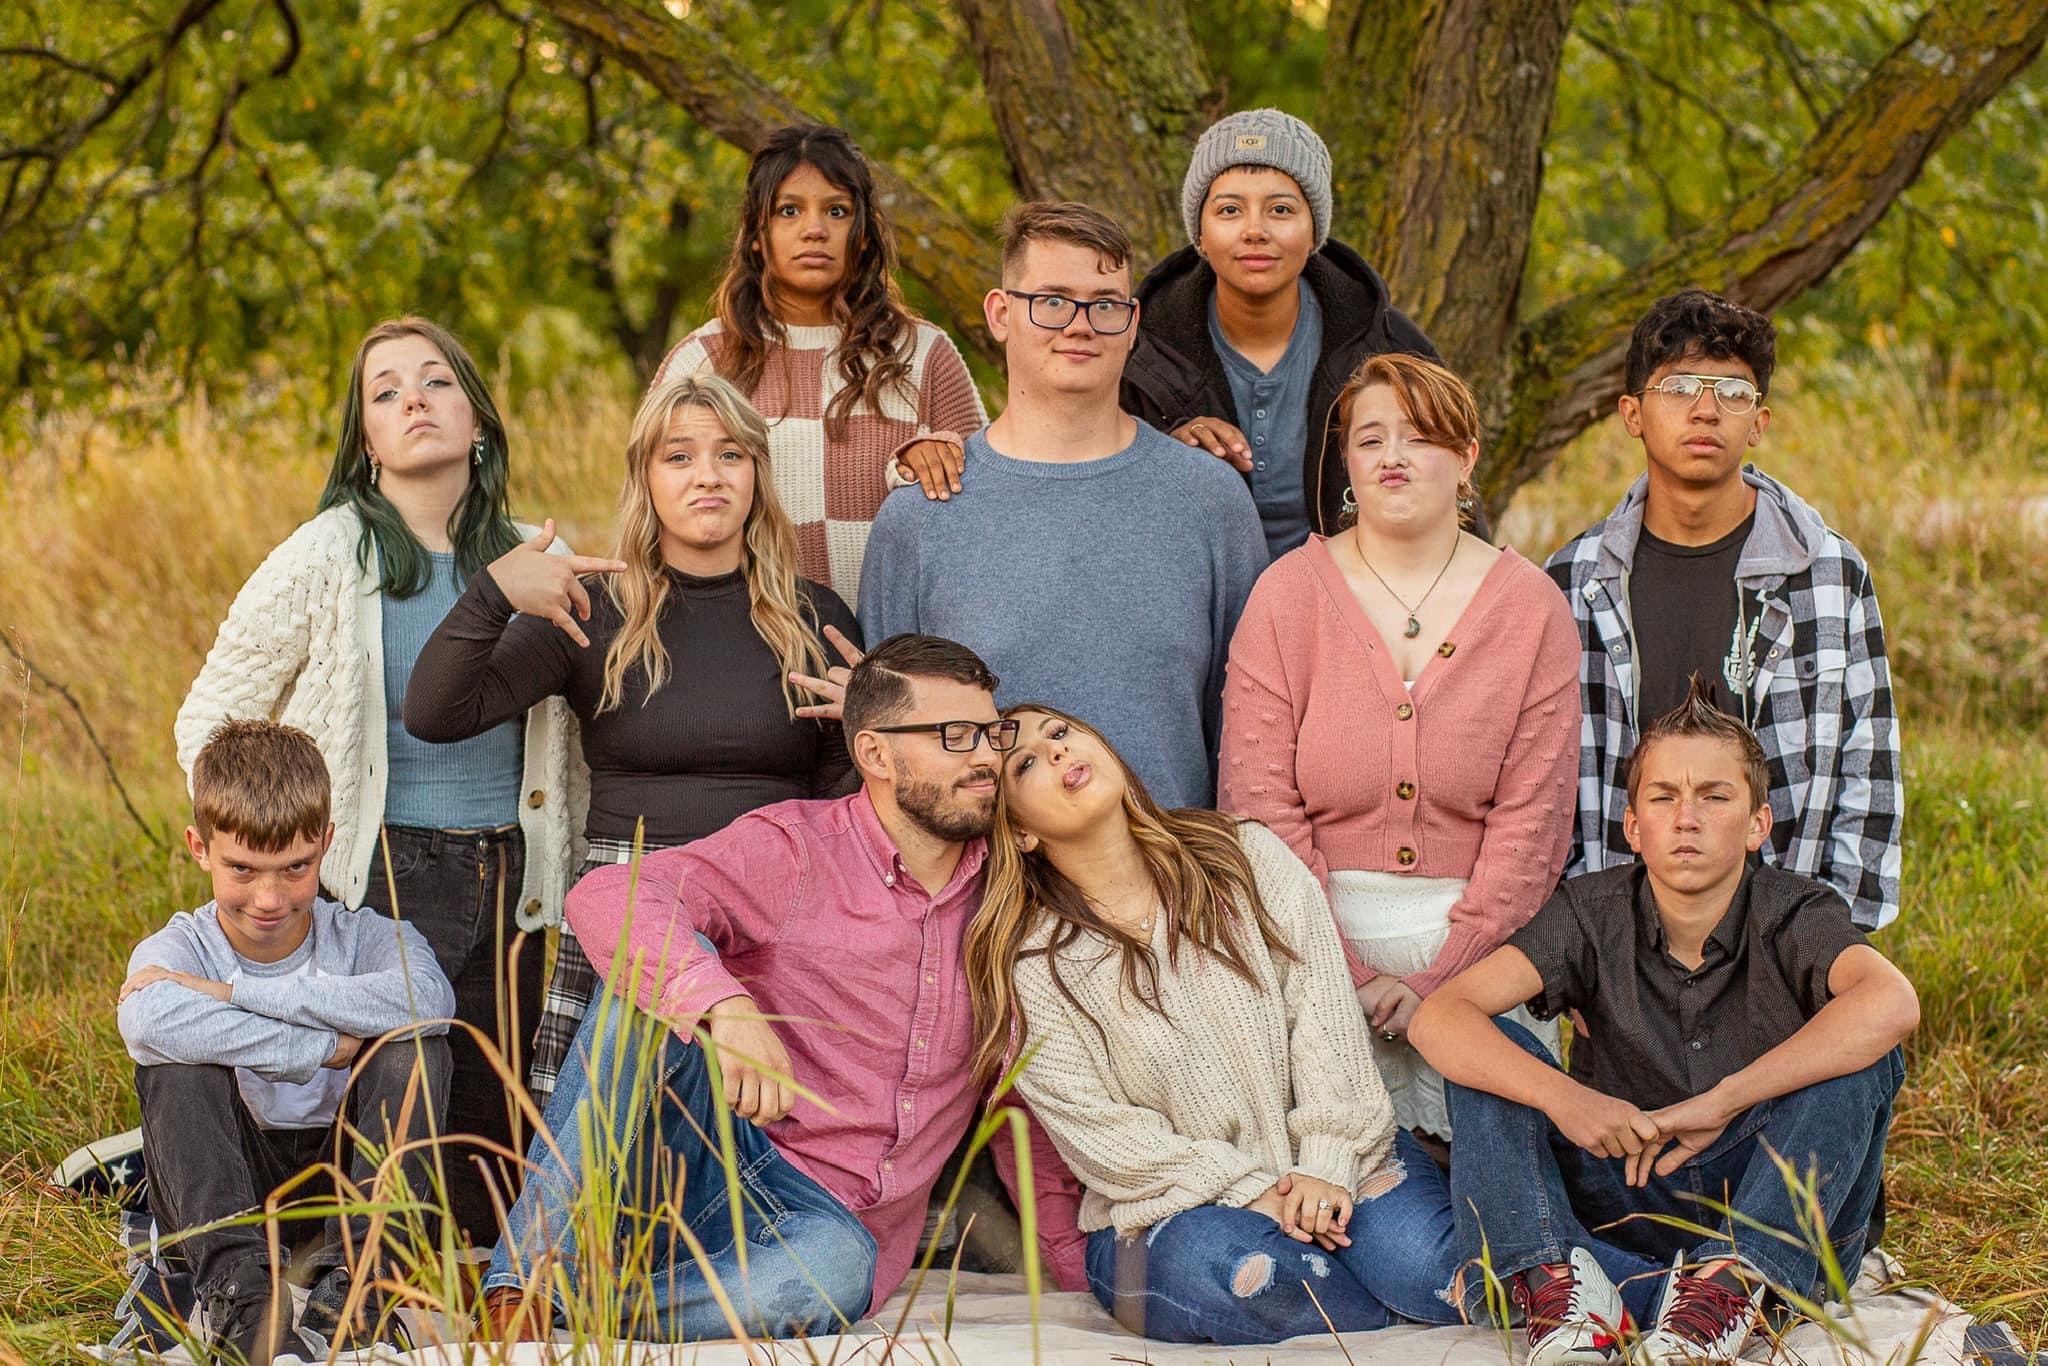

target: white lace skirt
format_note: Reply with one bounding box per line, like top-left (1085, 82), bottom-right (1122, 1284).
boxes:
top-left (1327, 869), bottom-right (1560, 1141)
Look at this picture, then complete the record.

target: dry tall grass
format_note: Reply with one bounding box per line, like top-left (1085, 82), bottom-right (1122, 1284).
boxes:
top-left (1, 355), bottom-right (2043, 1351)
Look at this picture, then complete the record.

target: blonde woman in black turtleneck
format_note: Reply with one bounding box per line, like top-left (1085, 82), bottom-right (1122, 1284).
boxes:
top-left (406, 372), bottom-right (861, 1106)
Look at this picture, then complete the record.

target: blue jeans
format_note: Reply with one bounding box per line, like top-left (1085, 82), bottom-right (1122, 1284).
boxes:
top-left (1447, 1018), bottom-right (1902, 1326)
top-left (1084, 1130), bottom-right (1461, 1344)
top-left (482, 993), bottom-right (878, 1341)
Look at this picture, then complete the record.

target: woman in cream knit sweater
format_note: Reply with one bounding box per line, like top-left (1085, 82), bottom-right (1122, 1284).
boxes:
top-left (964, 705), bottom-right (1460, 1345)
top-left (175, 317), bottom-right (609, 1246)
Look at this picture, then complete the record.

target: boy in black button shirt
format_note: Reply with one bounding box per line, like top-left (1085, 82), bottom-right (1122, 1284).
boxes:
top-left (1410, 682), bottom-right (1917, 1366)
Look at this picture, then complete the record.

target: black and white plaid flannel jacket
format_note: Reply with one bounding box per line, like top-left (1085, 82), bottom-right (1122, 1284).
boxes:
top-left (1545, 467), bottom-right (1902, 930)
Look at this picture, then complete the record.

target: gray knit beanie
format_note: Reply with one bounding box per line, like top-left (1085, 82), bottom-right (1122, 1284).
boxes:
top-left (1181, 108), bottom-right (1333, 249)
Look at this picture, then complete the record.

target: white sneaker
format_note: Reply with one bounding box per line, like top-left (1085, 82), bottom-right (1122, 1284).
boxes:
top-left (1514, 1246), bottom-right (1634, 1366)
top-left (1639, 1255), bottom-right (1766, 1364)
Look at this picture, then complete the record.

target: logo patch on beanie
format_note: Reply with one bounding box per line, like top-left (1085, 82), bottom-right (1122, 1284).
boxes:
top-left (1233, 134), bottom-right (1267, 152)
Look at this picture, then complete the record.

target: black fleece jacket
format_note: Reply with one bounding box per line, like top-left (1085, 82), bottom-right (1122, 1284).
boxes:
top-left (1120, 240), bottom-right (1438, 540)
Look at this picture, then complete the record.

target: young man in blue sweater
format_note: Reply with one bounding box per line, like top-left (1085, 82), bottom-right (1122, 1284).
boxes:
top-left (858, 200), bottom-right (1267, 810)
top-left (119, 720), bottom-right (454, 1363)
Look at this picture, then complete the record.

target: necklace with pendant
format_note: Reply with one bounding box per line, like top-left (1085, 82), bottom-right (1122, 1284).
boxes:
top-left (1354, 533), bottom-right (1460, 639)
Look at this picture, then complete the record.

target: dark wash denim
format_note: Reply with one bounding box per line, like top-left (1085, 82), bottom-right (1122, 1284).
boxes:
top-left (1448, 1017), bottom-right (1901, 1326)
top-left (361, 823), bottom-right (544, 1245)
top-left (1084, 1130), bottom-right (1463, 1344)
top-left (136, 1037), bottom-right (451, 1294)
top-left (482, 987), bottom-right (878, 1341)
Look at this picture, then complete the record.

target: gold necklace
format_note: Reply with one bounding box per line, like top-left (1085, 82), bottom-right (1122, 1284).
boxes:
top-left (1353, 532), bottom-right (1459, 639)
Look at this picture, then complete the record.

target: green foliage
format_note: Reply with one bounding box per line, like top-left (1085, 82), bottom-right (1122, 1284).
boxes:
top-left (1, 0), bottom-right (2042, 426)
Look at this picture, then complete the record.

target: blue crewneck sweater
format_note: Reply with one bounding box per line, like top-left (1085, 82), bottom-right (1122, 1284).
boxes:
top-left (857, 420), bottom-right (1266, 809)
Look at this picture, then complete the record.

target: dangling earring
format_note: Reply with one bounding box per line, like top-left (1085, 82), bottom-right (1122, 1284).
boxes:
top-left (472, 432), bottom-right (486, 466)
top-left (1340, 485), bottom-right (1357, 516)
top-left (366, 454), bottom-right (379, 487)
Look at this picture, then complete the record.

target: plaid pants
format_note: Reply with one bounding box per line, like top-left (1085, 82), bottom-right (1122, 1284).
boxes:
top-left (526, 837), bottom-right (672, 1109)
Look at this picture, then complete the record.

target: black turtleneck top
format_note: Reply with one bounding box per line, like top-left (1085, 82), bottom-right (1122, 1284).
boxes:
top-left (405, 562), bottom-right (860, 846)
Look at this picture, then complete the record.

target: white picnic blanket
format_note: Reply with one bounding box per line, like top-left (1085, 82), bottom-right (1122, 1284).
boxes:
top-left (89, 1255), bottom-right (1974, 1365)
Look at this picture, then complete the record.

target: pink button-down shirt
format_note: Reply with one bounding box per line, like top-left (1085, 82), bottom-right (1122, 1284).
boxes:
top-left (565, 789), bottom-right (987, 1311)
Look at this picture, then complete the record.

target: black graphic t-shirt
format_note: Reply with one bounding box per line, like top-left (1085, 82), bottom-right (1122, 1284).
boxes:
top-left (1630, 513), bottom-right (1761, 721)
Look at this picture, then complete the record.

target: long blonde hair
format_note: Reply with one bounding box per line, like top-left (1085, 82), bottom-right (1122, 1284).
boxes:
top-left (598, 372), bottom-right (827, 714)
top-left (962, 704), bottom-right (1296, 1082)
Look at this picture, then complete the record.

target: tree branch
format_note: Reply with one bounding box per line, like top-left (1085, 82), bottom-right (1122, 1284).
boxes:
top-left (1, 631), bottom-right (167, 852)
top-left (529, 0), bottom-right (1001, 367)
top-left (1487, 0), bottom-right (2048, 514)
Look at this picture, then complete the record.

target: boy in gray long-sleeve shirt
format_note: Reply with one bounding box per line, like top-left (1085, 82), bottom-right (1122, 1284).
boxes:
top-left (119, 720), bottom-right (453, 1362)
top-left (859, 201), bottom-right (1266, 809)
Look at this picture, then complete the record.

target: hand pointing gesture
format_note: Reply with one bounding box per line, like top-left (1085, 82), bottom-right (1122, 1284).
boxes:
top-left (485, 519), bottom-right (628, 648)
top-left (789, 625), bottom-right (866, 721)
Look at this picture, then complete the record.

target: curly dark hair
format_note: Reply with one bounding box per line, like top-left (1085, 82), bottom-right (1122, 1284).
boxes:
top-left (1623, 289), bottom-right (1777, 397)
top-left (712, 123), bottom-right (917, 439)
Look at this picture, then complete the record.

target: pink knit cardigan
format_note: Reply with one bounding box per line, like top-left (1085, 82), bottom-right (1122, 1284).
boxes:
top-left (1220, 536), bottom-right (1579, 997)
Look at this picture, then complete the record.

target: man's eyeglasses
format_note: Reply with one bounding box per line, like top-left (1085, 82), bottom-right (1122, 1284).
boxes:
top-left (1637, 374), bottom-right (1762, 414)
top-left (867, 719), bottom-right (1022, 753)
top-left (1003, 290), bottom-right (1138, 336)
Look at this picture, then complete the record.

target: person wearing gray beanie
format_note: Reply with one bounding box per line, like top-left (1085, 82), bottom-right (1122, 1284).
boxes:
top-left (1125, 109), bottom-right (1441, 557)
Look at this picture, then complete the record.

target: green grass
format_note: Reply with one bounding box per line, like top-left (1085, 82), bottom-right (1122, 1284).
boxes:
top-left (1, 362), bottom-right (2043, 1353)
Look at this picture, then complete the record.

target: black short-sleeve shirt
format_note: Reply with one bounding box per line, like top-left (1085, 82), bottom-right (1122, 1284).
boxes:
top-left (1509, 863), bottom-right (1868, 1110)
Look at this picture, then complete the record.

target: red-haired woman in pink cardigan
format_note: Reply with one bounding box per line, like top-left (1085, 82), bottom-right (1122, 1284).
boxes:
top-left (1219, 353), bottom-right (1578, 1141)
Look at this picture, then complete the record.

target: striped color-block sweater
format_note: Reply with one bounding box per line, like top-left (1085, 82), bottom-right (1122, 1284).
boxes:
top-left (653, 319), bottom-right (988, 602)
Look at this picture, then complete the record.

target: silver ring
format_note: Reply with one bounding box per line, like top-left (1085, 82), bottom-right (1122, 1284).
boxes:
top-left (1380, 1029), bottom-right (1398, 1042)
top-left (1316, 1199), bottom-right (1331, 1210)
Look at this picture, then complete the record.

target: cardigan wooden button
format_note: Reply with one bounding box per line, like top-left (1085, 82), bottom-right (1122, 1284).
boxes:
top-left (522, 898), bottom-right (542, 919)
top-left (1396, 781), bottom-right (1416, 800)
top-left (1396, 846), bottom-right (1417, 866)
top-left (1395, 702), bottom-right (1414, 720)
top-left (527, 788), bottom-right (545, 809)
top-left (1438, 641), bottom-right (1456, 657)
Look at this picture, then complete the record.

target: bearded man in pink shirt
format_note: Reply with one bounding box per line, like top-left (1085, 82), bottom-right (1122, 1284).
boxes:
top-left (479, 634), bottom-right (1005, 1343)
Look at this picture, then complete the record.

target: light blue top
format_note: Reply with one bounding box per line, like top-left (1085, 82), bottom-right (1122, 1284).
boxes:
top-left (857, 421), bottom-right (1267, 809)
top-left (1210, 279), bottom-right (1320, 559)
top-left (381, 552), bottom-right (523, 828)
top-left (118, 898), bottom-right (453, 1129)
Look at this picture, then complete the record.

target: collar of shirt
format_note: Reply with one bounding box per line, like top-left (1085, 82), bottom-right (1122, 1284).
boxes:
top-left (847, 787), bottom-right (989, 908)
top-left (1635, 863), bottom-right (1753, 967)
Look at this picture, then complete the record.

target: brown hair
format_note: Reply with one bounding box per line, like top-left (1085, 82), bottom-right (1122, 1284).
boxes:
top-left (842, 634), bottom-right (1000, 753)
top-left (191, 720), bottom-right (331, 851)
top-left (963, 704), bottom-right (1295, 1082)
top-left (1626, 675), bottom-right (1771, 809)
top-left (1331, 352), bottom-right (1483, 528)
top-left (997, 201), bottom-right (1133, 282)
top-left (710, 123), bottom-right (917, 440)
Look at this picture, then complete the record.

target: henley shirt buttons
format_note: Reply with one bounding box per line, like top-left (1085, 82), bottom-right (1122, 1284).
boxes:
top-left (526, 789), bottom-right (545, 809)
top-left (1396, 781), bottom-right (1416, 800)
top-left (1255, 409), bottom-right (1267, 419)
top-left (1397, 846), bottom-right (1417, 866)
top-left (1395, 702), bottom-right (1414, 720)
top-left (924, 974), bottom-right (935, 985)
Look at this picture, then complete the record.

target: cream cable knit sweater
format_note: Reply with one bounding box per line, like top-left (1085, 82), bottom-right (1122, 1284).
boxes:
top-left (174, 506), bottom-right (588, 928)
top-left (1010, 821), bottom-right (1397, 1236)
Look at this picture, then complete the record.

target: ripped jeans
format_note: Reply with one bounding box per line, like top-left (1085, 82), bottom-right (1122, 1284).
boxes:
top-left (1084, 1131), bottom-right (1461, 1344)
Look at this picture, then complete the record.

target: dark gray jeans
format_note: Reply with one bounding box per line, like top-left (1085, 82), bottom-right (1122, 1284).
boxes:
top-left (362, 823), bottom-right (545, 1246)
top-left (136, 1037), bottom-right (451, 1295)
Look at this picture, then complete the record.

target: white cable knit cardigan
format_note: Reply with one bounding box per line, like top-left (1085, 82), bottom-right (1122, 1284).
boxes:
top-left (1010, 821), bottom-right (1398, 1236)
top-left (174, 505), bottom-right (588, 929)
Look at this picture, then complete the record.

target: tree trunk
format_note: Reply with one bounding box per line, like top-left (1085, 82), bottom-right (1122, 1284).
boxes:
top-left (1485, 0), bottom-right (2048, 519)
top-left (533, 0), bottom-right (1004, 369)
top-left (952, 0), bottom-right (1215, 265)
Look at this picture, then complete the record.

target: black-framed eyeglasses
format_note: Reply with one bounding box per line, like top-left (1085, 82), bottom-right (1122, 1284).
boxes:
top-left (867, 719), bottom-right (1022, 753)
top-left (1636, 373), bottom-right (1762, 414)
top-left (1003, 290), bottom-right (1138, 335)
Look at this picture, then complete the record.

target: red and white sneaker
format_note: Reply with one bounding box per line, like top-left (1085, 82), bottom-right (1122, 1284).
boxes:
top-left (1639, 1257), bottom-right (1767, 1364)
top-left (1514, 1247), bottom-right (1635, 1366)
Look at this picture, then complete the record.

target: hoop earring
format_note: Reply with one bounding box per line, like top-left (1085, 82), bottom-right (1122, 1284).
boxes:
top-left (1340, 485), bottom-right (1357, 516)
top-left (472, 433), bottom-right (486, 467)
